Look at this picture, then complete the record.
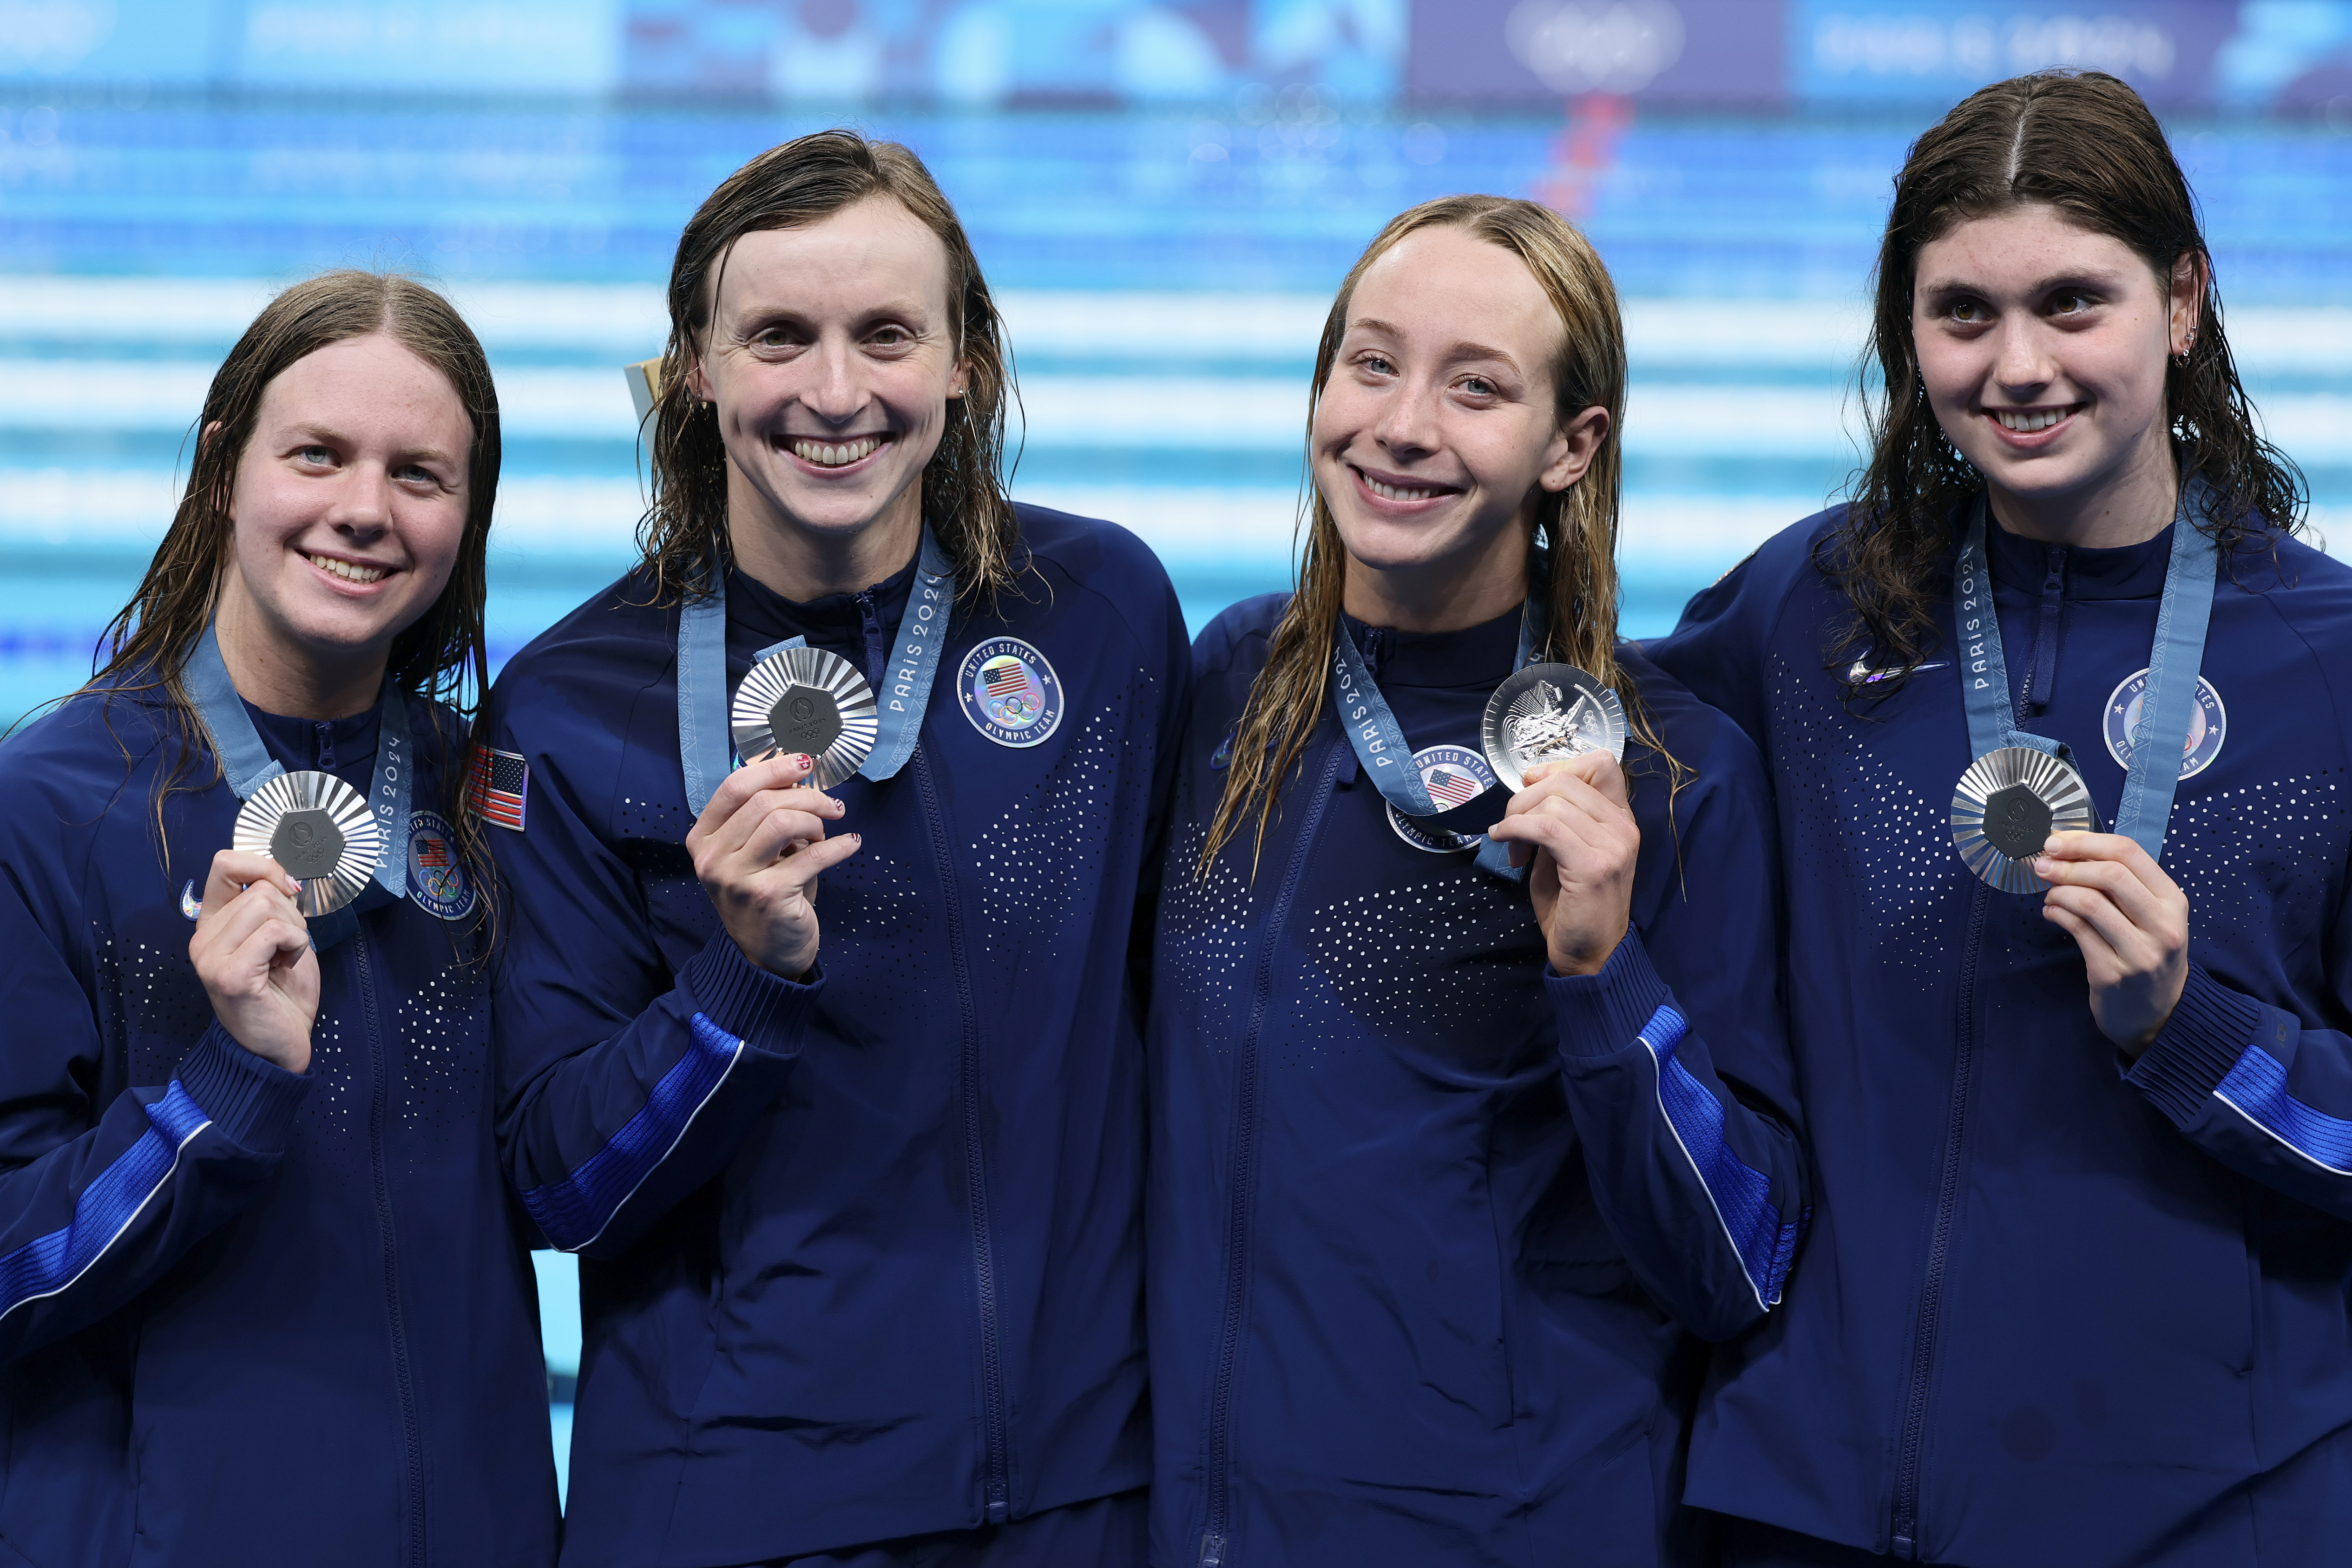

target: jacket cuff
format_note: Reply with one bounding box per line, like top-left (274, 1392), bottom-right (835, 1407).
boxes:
top-left (1547, 930), bottom-right (1675, 1060)
top-left (2127, 964), bottom-right (2261, 1126)
top-left (173, 1022), bottom-right (312, 1154)
top-left (679, 932), bottom-right (821, 1056)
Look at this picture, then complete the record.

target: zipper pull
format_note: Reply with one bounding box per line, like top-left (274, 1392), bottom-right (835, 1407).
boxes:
top-left (1197, 1531), bottom-right (1227, 1568)
top-left (314, 719), bottom-right (337, 773)
top-left (986, 1494), bottom-right (1010, 1526)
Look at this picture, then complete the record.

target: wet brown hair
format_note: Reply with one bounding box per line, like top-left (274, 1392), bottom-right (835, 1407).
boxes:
top-left (84, 269), bottom-right (500, 906)
top-left (1829, 69), bottom-right (2305, 696)
top-left (1200, 193), bottom-right (1675, 876)
top-left (636, 128), bottom-right (1021, 607)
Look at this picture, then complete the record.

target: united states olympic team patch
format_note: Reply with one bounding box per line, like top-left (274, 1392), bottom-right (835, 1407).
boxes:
top-left (957, 636), bottom-right (1064, 748)
top-left (406, 810), bottom-right (478, 920)
top-left (2103, 669), bottom-right (2226, 781)
top-left (1387, 744), bottom-right (1499, 854)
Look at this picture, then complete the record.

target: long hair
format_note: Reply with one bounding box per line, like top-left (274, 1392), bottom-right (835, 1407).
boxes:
top-left (636, 129), bottom-right (1021, 607)
top-left (1829, 70), bottom-right (2305, 696)
top-left (1200, 194), bottom-right (1668, 876)
top-left (85, 269), bottom-right (501, 905)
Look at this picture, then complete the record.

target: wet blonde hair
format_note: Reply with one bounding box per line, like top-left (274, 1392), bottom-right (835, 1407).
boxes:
top-left (1200, 194), bottom-right (1671, 875)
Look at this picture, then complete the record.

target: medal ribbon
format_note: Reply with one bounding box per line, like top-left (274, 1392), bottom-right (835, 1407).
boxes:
top-left (1331, 596), bottom-right (1544, 881)
top-left (184, 622), bottom-right (413, 948)
top-left (678, 525), bottom-right (957, 816)
top-left (1953, 482), bottom-right (2219, 862)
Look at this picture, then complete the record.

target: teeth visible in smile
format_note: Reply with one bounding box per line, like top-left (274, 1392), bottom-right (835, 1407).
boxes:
top-left (1995, 408), bottom-right (2067, 433)
top-left (1364, 475), bottom-right (1442, 503)
top-left (309, 553), bottom-right (387, 584)
top-left (793, 436), bottom-right (882, 467)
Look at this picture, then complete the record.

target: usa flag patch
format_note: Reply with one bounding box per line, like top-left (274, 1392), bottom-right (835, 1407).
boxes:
top-left (469, 745), bottom-right (530, 831)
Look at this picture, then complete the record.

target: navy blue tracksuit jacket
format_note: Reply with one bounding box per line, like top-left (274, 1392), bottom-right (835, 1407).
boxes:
top-left (483, 505), bottom-right (1188, 1565)
top-left (1146, 597), bottom-right (1809, 1567)
top-left (0, 681), bottom-right (557, 1567)
top-left (1650, 504), bottom-right (2352, 1565)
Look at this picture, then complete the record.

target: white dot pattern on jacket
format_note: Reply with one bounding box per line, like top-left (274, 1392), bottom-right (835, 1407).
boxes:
top-left (397, 965), bottom-right (489, 1150)
top-left (1156, 821), bottom-right (1260, 1050)
top-left (2164, 771), bottom-right (2348, 933)
top-left (973, 701), bottom-right (1134, 954)
top-left (1301, 878), bottom-right (1543, 1065)
top-left (1767, 652), bottom-right (1970, 978)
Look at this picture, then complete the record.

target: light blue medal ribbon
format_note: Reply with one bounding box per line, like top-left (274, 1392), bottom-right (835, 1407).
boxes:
top-left (678, 525), bottom-right (957, 816)
top-left (184, 622), bottom-right (412, 948)
top-left (1953, 482), bottom-right (2218, 861)
top-left (1330, 598), bottom-right (1544, 881)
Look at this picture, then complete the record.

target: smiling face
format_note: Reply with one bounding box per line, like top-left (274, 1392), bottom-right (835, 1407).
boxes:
top-left (1312, 224), bottom-right (1607, 629)
top-left (691, 194), bottom-right (970, 584)
top-left (213, 332), bottom-right (473, 715)
top-left (1912, 202), bottom-right (2199, 543)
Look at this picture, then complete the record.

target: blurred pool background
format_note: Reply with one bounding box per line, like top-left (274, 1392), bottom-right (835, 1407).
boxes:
top-left (7, 0), bottom-right (2352, 1502)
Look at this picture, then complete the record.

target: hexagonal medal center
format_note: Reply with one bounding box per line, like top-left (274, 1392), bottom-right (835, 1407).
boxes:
top-left (1982, 783), bottom-right (2054, 860)
top-left (270, 808), bottom-right (346, 881)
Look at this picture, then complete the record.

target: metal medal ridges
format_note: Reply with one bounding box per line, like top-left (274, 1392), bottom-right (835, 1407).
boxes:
top-left (232, 769), bottom-right (381, 916)
top-left (730, 645), bottom-right (879, 790)
top-left (1951, 745), bottom-right (2097, 893)
top-left (1480, 663), bottom-right (1626, 791)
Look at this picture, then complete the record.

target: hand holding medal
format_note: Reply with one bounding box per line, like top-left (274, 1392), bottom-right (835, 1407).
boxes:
top-left (1485, 749), bottom-right (1639, 978)
top-left (684, 648), bottom-right (874, 981)
top-left (692, 653), bottom-right (867, 984)
top-left (2032, 833), bottom-right (2191, 1056)
top-left (188, 848), bottom-right (322, 1074)
top-left (1941, 490), bottom-right (2214, 1051)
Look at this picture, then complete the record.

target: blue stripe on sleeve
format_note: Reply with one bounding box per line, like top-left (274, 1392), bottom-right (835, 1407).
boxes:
top-left (2214, 1044), bottom-right (2352, 1176)
top-left (520, 1013), bottom-right (745, 1252)
top-left (1640, 1004), bottom-right (1799, 1311)
top-left (0, 1083), bottom-right (212, 1323)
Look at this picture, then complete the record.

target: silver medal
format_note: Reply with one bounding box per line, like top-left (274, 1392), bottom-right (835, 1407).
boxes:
top-left (730, 645), bottom-right (879, 790)
top-left (1951, 746), bottom-right (2097, 893)
top-left (231, 770), bottom-right (382, 916)
top-left (1481, 663), bottom-right (1626, 791)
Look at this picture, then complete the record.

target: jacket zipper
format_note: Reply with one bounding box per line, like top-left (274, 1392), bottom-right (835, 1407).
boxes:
top-left (1889, 881), bottom-right (1990, 1559)
top-left (1198, 744), bottom-right (1345, 1568)
top-left (855, 589), bottom-right (887, 689)
top-left (355, 932), bottom-right (427, 1568)
top-left (915, 749), bottom-right (1012, 1525)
